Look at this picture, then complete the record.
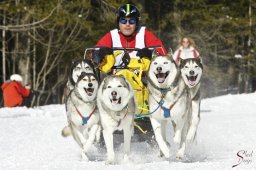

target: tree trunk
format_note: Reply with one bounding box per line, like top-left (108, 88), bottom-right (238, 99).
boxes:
top-left (2, 11), bottom-right (6, 82)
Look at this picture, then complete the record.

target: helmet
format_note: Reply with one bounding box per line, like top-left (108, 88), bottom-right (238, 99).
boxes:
top-left (116, 4), bottom-right (140, 22)
top-left (10, 74), bottom-right (23, 82)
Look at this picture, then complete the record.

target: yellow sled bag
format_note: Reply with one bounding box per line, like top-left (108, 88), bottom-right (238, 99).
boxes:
top-left (115, 69), bottom-right (149, 114)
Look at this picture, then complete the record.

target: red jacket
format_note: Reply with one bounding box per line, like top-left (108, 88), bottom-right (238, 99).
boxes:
top-left (1, 81), bottom-right (30, 107)
top-left (96, 28), bottom-right (167, 55)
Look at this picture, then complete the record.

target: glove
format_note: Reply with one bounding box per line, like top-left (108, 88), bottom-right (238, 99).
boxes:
top-left (93, 47), bottom-right (113, 66)
top-left (137, 48), bottom-right (152, 60)
top-left (98, 47), bottom-right (113, 60)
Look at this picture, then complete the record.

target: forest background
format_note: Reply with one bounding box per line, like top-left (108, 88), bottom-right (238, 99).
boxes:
top-left (0, 0), bottom-right (255, 106)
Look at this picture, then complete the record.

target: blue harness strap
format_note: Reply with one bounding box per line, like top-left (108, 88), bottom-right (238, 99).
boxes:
top-left (135, 101), bottom-right (163, 118)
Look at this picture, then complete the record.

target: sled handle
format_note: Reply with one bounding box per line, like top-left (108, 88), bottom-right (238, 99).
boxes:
top-left (83, 46), bottom-right (164, 59)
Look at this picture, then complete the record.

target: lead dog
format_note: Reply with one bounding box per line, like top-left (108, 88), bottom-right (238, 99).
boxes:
top-left (180, 58), bottom-right (203, 142)
top-left (97, 75), bottom-right (136, 164)
top-left (66, 72), bottom-right (100, 161)
top-left (147, 54), bottom-right (191, 160)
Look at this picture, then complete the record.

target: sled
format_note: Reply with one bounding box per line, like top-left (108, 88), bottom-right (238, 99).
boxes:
top-left (83, 46), bottom-right (164, 137)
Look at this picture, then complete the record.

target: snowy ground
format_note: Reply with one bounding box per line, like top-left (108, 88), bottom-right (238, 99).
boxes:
top-left (0, 93), bottom-right (256, 170)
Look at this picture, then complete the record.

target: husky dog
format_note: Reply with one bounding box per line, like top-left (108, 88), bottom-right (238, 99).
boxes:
top-left (65, 72), bottom-right (100, 161)
top-left (97, 75), bottom-right (136, 164)
top-left (67, 58), bottom-right (96, 90)
top-left (62, 58), bottom-right (96, 137)
top-left (180, 58), bottom-right (203, 142)
top-left (147, 54), bottom-right (191, 160)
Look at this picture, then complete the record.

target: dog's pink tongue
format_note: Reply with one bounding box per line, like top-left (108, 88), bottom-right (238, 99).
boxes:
top-left (189, 80), bottom-right (196, 86)
top-left (158, 77), bottom-right (165, 83)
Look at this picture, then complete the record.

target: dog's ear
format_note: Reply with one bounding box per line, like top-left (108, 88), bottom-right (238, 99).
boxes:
top-left (178, 58), bottom-right (185, 68)
top-left (151, 50), bottom-right (158, 60)
top-left (196, 56), bottom-right (203, 70)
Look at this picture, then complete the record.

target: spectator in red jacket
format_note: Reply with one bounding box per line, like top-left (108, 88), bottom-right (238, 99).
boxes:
top-left (95, 3), bottom-right (167, 73)
top-left (1, 74), bottom-right (31, 107)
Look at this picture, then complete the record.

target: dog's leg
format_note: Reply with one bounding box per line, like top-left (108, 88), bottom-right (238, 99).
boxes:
top-left (95, 126), bottom-right (101, 143)
top-left (83, 125), bottom-right (99, 153)
top-left (103, 128), bottom-right (115, 164)
top-left (70, 123), bottom-right (89, 161)
top-left (150, 118), bottom-right (170, 158)
top-left (186, 100), bottom-right (200, 142)
top-left (176, 120), bottom-right (189, 160)
top-left (173, 118), bottom-right (184, 145)
top-left (159, 120), bottom-right (170, 157)
top-left (123, 123), bottom-right (133, 162)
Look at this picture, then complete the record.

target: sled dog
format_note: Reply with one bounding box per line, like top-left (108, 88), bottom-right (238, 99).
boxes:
top-left (97, 75), bottom-right (136, 164)
top-left (180, 58), bottom-right (203, 142)
top-left (66, 72), bottom-right (100, 161)
top-left (67, 58), bottom-right (96, 90)
top-left (147, 54), bottom-right (191, 160)
top-left (62, 58), bottom-right (96, 137)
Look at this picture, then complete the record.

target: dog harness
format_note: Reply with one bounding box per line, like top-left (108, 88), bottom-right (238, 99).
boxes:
top-left (75, 106), bottom-right (96, 125)
top-left (110, 26), bottom-right (145, 66)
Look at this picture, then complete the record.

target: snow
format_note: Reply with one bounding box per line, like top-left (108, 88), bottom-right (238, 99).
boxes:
top-left (0, 93), bottom-right (256, 170)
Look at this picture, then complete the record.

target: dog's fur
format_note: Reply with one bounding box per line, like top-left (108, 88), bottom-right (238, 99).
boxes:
top-left (180, 58), bottom-right (203, 142)
top-left (65, 72), bottom-right (100, 161)
top-left (97, 75), bottom-right (136, 164)
top-left (147, 54), bottom-right (191, 160)
top-left (62, 59), bottom-right (96, 137)
top-left (67, 58), bottom-right (96, 90)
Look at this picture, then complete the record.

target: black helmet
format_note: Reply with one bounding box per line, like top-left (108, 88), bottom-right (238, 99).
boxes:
top-left (116, 4), bottom-right (140, 21)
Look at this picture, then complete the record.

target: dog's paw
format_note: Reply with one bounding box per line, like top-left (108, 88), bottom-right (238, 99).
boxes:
top-left (123, 154), bottom-right (130, 163)
top-left (176, 152), bottom-right (184, 161)
top-left (176, 148), bottom-right (185, 160)
top-left (81, 152), bottom-right (89, 161)
top-left (105, 159), bottom-right (114, 165)
top-left (161, 148), bottom-right (170, 158)
top-left (158, 150), bottom-right (164, 158)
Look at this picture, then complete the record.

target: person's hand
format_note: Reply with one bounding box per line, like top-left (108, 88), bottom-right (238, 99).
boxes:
top-left (25, 85), bottom-right (31, 90)
top-left (137, 48), bottom-right (152, 60)
top-left (99, 47), bottom-right (113, 60)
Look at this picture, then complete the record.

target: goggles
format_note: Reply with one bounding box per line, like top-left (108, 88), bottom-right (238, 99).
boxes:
top-left (119, 18), bottom-right (136, 25)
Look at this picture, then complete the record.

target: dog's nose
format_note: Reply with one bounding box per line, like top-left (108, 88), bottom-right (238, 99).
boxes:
top-left (189, 70), bottom-right (195, 75)
top-left (156, 67), bottom-right (162, 72)
top-left (88, 83), bottom-right (93, 87)
top-left (111, 91), bottom-right (117, 96)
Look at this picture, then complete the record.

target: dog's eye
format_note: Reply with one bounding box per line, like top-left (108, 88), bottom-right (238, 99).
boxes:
top-left (83, 79), bottom-right (88, 81)
top-left (195, 66), bottom-right (198, 68)
top-left (164, 62), bottom-right (168, 64)
top-left (153, 62), bottom-right (157, 65)
top-left (91, 78), bottom-right (96, 81)
top-left (75, 67), bottom-right (81, 71)
top-left (118, 85), bottom-right (122, 88)
top-left (107, 86), bottom-right (111, 88)
top-left (85, 66), bottom-right (90, 69)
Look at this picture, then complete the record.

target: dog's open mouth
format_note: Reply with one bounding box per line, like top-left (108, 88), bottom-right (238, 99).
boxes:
top-left (84, 88), bottom-right (94, 96)
top-left (110, 97), bottom-right (121, 104)
top-left (155, 71), bottom-right (169, 83)
top-left (186, 75), bottom-right (198, 86)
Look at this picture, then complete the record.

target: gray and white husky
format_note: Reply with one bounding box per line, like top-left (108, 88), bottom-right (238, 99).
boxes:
top-left (147, 54), bottom-right (191, 160)
top-left (180, 58), bottom-right (203, 142)
top-left (97, 75), bottom-right (136, 164)
top-left (65, 72), bottom-right (100, 161)
top-left (67, 58), bottom-right (96, 90)
top-left (62, 59), bottom-right (96, 137)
